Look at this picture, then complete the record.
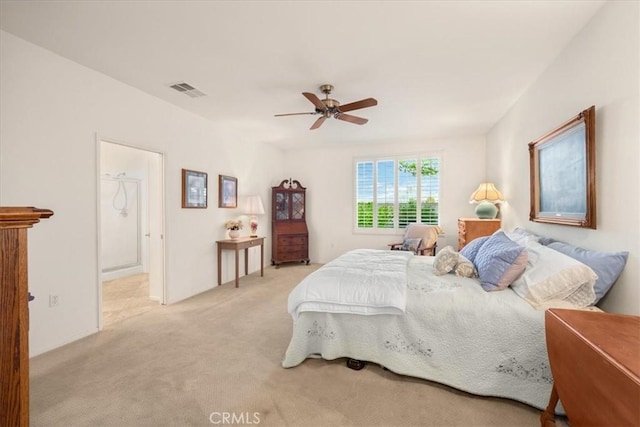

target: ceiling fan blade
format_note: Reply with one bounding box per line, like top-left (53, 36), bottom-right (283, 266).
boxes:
top-left (310, 116), bottom-right (326, 130)
top-left (336, 113), bottom-right (368, 125)
top-left (303, 92), bottom-right (327, 112)
top-left (338, 98), bottom-right (378, 113)
top-left (274, 112), bottom-right (316, 117)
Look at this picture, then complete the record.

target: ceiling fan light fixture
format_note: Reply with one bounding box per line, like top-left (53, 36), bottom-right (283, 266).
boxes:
top-left (322, 98), bottom-right (339, 109)
top-left (275, 84), bottom-right (377, 130)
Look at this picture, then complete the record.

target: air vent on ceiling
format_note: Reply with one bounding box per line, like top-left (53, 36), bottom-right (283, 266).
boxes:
top-left (169, 82), bottom-right (206, 98)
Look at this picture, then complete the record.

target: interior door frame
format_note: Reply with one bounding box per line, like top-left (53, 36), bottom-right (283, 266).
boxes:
top-left (95, 134), bottom-right (166, 330)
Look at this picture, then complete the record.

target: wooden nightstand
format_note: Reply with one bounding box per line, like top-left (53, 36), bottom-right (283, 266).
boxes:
top-left (457, 218), bottom-right (501, 250)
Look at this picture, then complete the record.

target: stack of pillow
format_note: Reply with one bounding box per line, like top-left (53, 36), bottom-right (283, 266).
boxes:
top-left (431, 245), bottom-right (478, 278)
top-left (504, 227), bottom-right (629, 306)
top-left (432, 227), bottom-right (629, 309)
top-left (433, 231), bottom-right (528, 292)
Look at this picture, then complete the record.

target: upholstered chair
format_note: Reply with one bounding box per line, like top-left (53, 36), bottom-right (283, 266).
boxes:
top-left (388, 223), bottom-right (443, 256)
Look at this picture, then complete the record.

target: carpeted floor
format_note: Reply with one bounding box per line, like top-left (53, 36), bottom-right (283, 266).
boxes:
top-left (30, 263), bottom-right (549, 426)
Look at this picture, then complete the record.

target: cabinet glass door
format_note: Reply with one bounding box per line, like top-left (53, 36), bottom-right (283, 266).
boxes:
top-left (276, 192), bottom-right (289, 220)
top-left (292, 192), bottom-right (305, 220)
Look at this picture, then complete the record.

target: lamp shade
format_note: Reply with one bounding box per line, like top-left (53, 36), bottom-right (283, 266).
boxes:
top-left (469, 183), bottom-right (504, 204)
top-left (244, 195), bottom-right (265, 215)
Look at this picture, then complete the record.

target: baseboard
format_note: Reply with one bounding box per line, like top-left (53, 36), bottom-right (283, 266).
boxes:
top-left (101, 265), bottom-right (144, 281)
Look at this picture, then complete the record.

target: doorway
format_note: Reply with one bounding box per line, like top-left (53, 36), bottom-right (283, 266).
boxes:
top-left (98, 139), bottom-right (165, 329)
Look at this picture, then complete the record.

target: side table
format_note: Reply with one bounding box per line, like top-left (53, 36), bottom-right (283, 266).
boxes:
top-left (541, 308), bottom-right (640, 426)
top-left (216, 236), bottom-right (265, 287)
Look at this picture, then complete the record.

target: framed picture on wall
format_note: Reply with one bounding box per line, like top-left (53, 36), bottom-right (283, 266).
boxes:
top-left (529, 105), bottom-right (596, 228)
top-left (182, 169), bottom-right (208, 208)
top-left (219, 174), bottom-right (238, 208)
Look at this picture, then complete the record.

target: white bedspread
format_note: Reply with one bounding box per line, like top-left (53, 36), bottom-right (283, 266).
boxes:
top-left (288, 249), bottom-right (413, 320)
top-left (283, 255), bottom-right (558, 412)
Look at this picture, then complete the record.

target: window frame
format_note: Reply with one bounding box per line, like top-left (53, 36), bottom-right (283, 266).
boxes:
top-left (353, 153), bottom-right (441, 234)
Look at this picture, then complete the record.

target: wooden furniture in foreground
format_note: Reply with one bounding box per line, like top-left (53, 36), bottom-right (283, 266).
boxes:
top-left (541, 308), bottom-right (640, 427)
top-left (271, 179), bottom-right (309, 268)
top-left (0, 206), bottom-right (53, 427)
top-left (217, 236), bottom-right (265, 288)
top-left (457, 218), bottom-right (501, 250)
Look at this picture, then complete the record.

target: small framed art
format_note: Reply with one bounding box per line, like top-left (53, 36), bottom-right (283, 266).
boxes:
top-left (181, 169), bottom-right (208, 208)
top-left (219, 174), bottom-right (238, 208)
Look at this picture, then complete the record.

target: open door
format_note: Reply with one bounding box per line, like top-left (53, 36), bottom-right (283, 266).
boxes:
top-left (147, 150), bottom-right (165, 304)
top-left (98, 139), bottom-right (165, 329)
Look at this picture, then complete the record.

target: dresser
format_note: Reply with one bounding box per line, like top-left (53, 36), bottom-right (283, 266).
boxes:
top-left (271, 179), bottom-right (309, 268)
top-left (457, 218), bottom-right (501, 250)
top-left (0, 207), bottom-right (53, 427)
top-left (541, 308), bottom-right (640, 427)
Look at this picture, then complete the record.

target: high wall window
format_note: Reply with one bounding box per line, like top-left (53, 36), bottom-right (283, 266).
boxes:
top-left (355, 156), bottom-right (440, 231)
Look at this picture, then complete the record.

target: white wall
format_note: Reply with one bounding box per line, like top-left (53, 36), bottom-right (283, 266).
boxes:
top-left (487, 1), bottom-right (639, 315)
top-left (284, 136), bottom-right (487, 263)
top-left (0, 31), bottom-right (284, 356)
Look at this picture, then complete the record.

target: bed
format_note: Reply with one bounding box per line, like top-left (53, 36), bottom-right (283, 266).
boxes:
top-left (282, 230), bottom-right (629, 411)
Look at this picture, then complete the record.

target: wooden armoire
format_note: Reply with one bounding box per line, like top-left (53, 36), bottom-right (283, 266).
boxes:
top-left (271, 179), bottom-right (309, 268)
top-left (1, 206), bottom-right (53, 427)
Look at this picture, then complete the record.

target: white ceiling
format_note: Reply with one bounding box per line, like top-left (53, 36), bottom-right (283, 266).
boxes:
top-left (0, 0), bottom-right (605, 150)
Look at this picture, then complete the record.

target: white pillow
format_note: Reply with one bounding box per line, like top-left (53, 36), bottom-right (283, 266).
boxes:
top-left (502, 227), bottom-right (541, 246)
top-left (454, 254), bottom-right (478, 278)
top-left (510, 239), bottom-right (597, 309)
top-left (433, 246), bottom-right (458, 276)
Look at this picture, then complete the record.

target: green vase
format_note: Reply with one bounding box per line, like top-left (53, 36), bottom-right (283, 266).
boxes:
top-left (475, 201), bottom-right (498, 219)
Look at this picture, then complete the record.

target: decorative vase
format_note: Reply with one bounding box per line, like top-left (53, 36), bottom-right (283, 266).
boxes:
top-left (474, 201), bottom-right (498, 219)
top-left (228, 229), bottom-right (240, 239)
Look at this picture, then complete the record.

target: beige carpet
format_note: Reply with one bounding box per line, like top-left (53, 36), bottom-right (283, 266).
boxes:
top-left (30, 263), bottom-right (551, 426)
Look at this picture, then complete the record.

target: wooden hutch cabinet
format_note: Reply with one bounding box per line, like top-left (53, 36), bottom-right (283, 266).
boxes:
top-left (271, 179), bottom-right (309, 268)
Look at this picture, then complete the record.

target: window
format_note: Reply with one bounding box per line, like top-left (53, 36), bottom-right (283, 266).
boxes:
top-left (355, 155), bottom-right (440, 231)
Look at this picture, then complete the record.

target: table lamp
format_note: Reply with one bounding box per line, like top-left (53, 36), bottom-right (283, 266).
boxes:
top-left (244, 195), bottom-right (265, 237)
top-left (469, 183), bottom-right (504, 219)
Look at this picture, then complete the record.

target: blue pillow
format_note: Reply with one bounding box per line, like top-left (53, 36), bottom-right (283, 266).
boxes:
top-left (474, 231), bottom-right (526, 292)
top-left (537, 236), bottom-right (557, 246)
top-left (460, 236), bottom-right (490, 263)
top-left (401, 237), bottom-right (422, 254)
top-left (546, 241), bottom-right (628, 304)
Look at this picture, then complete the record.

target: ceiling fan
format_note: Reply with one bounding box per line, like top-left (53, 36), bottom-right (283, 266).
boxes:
top-left (275, 84), bottom-right (377, 130)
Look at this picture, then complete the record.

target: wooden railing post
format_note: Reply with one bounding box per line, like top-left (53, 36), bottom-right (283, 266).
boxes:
top-left (0, 207), bottom-right (53, 427)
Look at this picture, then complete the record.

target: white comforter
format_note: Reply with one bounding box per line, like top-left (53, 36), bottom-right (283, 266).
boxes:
top-left (288, 249), bottom-right (413, 320)
top-left (283, 253), bottom-right (556, 411)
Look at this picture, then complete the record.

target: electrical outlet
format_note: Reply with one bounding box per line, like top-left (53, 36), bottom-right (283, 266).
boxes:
top-left (49, 294), bottom-right (60, 307)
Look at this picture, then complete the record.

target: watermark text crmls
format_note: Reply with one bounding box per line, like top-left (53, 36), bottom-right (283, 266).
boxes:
top-left (209, 411), bottom-right (261, 425)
